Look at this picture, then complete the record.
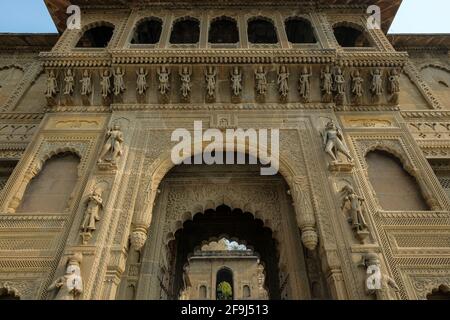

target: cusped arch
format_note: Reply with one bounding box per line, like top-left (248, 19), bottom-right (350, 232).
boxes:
top-left (360, 141), bottom-right (415, 174)
top-left (130, 16), bottom-right (163, 45)
top-left (332, 21), bottom-right (372, 47)
top-left (76, 21), bottom-right (116, 48)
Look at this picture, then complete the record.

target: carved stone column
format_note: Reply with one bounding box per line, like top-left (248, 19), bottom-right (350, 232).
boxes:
top-left (290, 176), bottom-right (318, 251)
top-left (7, 164), bottom-right (39, 213)
top-left (322, 249), bottom-right (349, 300)
top-left (130, 184), bottom-right (159, 251)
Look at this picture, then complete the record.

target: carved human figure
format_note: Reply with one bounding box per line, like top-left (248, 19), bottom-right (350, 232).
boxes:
top-left (298, 66), bottom-right (312, 101)
top-left (230, 66), bottom-right (242, 96)
top-left (371, 69), bottom-right (384, 96)
top-left (361, 253), bottom-right (399, 300)
top-left (321, 65), bottom-right (333, 101)
top-left (98, 124), bottom-right (124, 164)
top-left (322, 120), bottom-right (353, 162)
top-left (333, 67), bottom-right (346, 96)
top-left (113, 67), bottom-right (126, 96)
top-left (81, 188), bottom-right (103, 234)
top-left (341, 185), bottom-right (368, 232)
top-left (277, 66), bottom-right (289, 98)
top-left (179, 66), bottom-right (192, 99)
top-left (63, 69), bottom-right (75, 96)
top-left (254, 66), bottom-right (267, 96)
top-left (48, 253), bottom-right (83, 300)
top-left (351, 70), bottom-right (364, 98)
top-left (80, 70), bottom-right (92, 96)
top-left (100, 70), bottom-right (111, 98)
top-left (157, 66), bottom-right (171, 95)
top-left (205, 66), bottom-right (217, 98)
top-left (45, 70), bottom-right (58, 98)
top-left (136, 67), bottom-right (148, 95)
top-left (388, 69), bottom-right (400, 94)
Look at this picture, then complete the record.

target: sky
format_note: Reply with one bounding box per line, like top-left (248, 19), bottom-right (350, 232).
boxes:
top-left (0, 0), bottom-right (448, 34)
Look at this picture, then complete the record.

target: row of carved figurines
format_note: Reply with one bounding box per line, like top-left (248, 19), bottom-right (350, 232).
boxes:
top-left (44, 65), bottom-right (401, 104)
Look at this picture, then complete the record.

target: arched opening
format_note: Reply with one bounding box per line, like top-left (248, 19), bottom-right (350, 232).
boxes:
top-left (131, 18), bottom-right (163, 44)
top-left (170, 17), bottom-right (200, 44)
top-left (76, 25), bottom-right (115, 48)
top-left (209, 17), bottom-right (239, 44)
top-left (16, 152), bottom-right (80, 213)
top-left (427, 285), bottom-right (450, 300)
top-left (366, 150), bottom-right (429, 211)
top-left (216, 267), bottom-right (234, 300)
top-left (169, 205), bottom-right (280, 299)
top-left (243, 285), bottom-right (251, 299)
top-left (248, 18), bottom-right (278, 44)
top-left (285, 18), bottom-right (316, 44)
top-left (333, 24), bottom-right (371, 47)
top-left (124, 155), bottom-right (331, 301)
top-left (199, 285), bottom-right (207, 299)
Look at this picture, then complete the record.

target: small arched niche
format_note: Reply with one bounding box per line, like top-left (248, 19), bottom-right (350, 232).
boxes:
top-left (285, 17), bottom-right (316, 44)
top-left (131, 18), bottom-right (163, 45)
top-left (170, 17), bottom-right (200, 44)
top-left (247, 17), bottom-right (278, 44)
top-left (209, 16), bottom-right (239, 44)
top-left (365, 150), bottom-right (429, 211)
top-left (333, 23), bottom-right (371, 48)
top-left (76, 24), bottom-right (115, 48)
top-left (16, 152), bottom-right (80, 213)
top-left (199, 285), bottom-right (207, 299)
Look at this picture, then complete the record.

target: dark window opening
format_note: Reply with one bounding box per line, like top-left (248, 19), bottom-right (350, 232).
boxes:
top-left (285, 18), bottom-right (316, 43)
top-left (216, 268), bottom-right (233, 300)
top-left (248, 18), bottom-right (278, 44)
top-left (131, 19), bottom-right (163, 44)
top-left (333, 25), bottom-right (371, 47)
top-left (170, 18), bottom-right (200, 44)
top-left (76, 25), bottom-right (114, 48)
top-left (209, 17), bottom-right (239, 44)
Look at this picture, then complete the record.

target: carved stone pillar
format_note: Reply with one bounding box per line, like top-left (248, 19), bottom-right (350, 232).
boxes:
top-left (7, 164), bottom-right (39, 213)
top-left (130, 185), bottom-right (159, 251)
top-left (322, 249), bottom-right (349, 300)
top-left (290, 177), bottom-right (318, 251)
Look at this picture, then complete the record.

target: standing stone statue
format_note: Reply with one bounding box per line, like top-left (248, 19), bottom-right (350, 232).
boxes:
top-left (63, 69), bottom-right (75, 96)
top-left (80, 70), bottom-right (92, 96)
top-left (371, 69), bottom-right (384, 97)
top-left (45, 70), bottom-right (58, 98)
top-left (333, 67), bottom-right (346, 96)
top-left (341, 184), bottom-right (369, 241)
top-left (351, 69), bottom-right (364, 102)
top-left (98, 124), bottom-right (124, 165)
top-left (48, 253), bottom-right (83, 300)
top-left (230, 66), bottom-right (242, 97)
top-left (81, 188), bottom-right (103, 234)
top-left (277, 66), bottom-right (289, 98)
top-left (254, 66), bottom-right (267, 96)
top-left (157, 66), bottom-right (171, 95)
top-left (298, 66), bottom-right (312, 102)
top-left (179, 66), bottom-right (192, 99)
top-left (205, 66), bottom-right (217, 99)
top-left (321, 65), bottom-right (333, 102)
top-left (361, 253), bottom-right (399, 300)
top-left (136, 67), bottom-right (148, 95)
top-left (113, 67), bottom-right (126, 96)
top-left (100, 70), bottom-right (111, 98)
top-left (388, 69), bottom-right (400, 95)
top-left (322, 120), bottom-right (353, 162)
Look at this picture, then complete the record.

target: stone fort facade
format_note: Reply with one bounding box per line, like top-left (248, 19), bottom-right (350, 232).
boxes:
top-left (0, 0), bottom-right (449, 300)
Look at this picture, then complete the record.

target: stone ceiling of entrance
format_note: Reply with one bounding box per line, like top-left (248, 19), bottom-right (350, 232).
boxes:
top-left (44, 0), bottom-right (402, 33)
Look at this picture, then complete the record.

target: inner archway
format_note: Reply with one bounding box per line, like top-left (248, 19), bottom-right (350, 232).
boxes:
top-left (169, 205), bottom-right (280, 299)
top-left (216, 267), bottom-right (234, 300)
